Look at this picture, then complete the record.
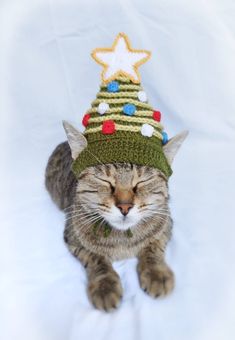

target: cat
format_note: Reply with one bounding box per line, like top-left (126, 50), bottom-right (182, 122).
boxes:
top-left (45, 121), bottom-right (188, 311)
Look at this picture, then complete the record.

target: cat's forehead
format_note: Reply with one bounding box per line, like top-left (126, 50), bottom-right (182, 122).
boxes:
top-left (115, 163), bottom-right (156, 176)
top-left (84, 163), bottom-right (165, 182)
top-left (114, 165), bottom-right (167, 186)
top-left (115, 165), bottom-right (135, 183)
top-left (104, 163), bottom-right (160, 180)
top-left (107, 163), bottom-right (139, 176)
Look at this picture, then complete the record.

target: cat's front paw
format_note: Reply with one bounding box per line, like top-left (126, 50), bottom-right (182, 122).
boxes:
top-left (138, 263), bottom-right (174, 298)
top-left (88, 272), bottom-right (123, 311)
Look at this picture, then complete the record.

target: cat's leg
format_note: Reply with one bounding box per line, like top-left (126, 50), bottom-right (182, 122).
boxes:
top-left (66, 240), bottom-right (123, 311)
top-left (137, 239), bottom-right (174, 298)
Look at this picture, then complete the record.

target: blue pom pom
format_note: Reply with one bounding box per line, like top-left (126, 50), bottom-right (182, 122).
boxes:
top-left (162, 131), bottom-right (168, 145)
top-left (123, 103), bottom-right (136, 116)
top-left (107, 81), bottom-right (119, 93)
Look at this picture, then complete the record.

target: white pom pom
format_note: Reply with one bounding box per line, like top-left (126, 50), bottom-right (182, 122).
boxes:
top-left (98, 102), bottom-right (109, 115)
top-left (137, 91), bottom-right (147, 102)
top-left (141, 123), bottom-right (154, 137)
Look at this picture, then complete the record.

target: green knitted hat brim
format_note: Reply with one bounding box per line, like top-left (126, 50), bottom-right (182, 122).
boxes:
top-left (72, 131), bottom-right (172, 178)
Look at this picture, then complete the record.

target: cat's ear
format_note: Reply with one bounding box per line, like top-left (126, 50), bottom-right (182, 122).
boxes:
top-left (163, 130), bottom-right (188, 165)
top-left (62, 121), bottom-right (87, 160)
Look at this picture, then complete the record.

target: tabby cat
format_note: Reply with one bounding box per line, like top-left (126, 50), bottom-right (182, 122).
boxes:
top-left (45, 121), bottom-right (187, 311)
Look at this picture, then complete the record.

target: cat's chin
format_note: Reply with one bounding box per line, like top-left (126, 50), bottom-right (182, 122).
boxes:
top-left (107, 219), bottom-right (138, 231)
top-left (102, 205), bottom-right (141, 231)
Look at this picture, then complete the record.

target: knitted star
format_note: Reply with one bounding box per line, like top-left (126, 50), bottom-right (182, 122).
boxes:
top-left (91, 33), bottom-right (151, 84)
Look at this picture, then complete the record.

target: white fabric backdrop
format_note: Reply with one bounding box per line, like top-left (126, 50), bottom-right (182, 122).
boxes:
top-left (1, 0), bottom-right (235, 339)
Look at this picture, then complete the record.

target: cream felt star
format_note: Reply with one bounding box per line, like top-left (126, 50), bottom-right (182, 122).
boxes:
top-left (91, 33), bottom-right (151, 84)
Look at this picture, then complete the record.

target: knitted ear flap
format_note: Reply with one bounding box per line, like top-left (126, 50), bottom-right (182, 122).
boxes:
top-left (62, 121), bottom-right (87, 160)
top-left (163, 131), bottom-right (188, 165)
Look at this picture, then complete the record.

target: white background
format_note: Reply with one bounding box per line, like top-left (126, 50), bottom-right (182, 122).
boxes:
top-left (1, 0), bottom-right (235, 339)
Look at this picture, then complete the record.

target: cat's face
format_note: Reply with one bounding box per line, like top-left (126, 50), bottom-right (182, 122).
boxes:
top-left (76, 163), bottom-right (168, 231)
top-left (63, 121), bottom-right (188, 230)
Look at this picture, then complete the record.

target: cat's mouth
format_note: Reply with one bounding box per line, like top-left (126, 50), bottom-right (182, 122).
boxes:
top-left (102, 205), bottom-right (141, 231)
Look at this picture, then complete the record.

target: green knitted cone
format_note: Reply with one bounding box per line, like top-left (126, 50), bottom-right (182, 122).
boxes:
top-left (72, 33), bottom-right (172, 177)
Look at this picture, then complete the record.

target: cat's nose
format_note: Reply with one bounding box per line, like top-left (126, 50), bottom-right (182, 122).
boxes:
top-left (117, 203), bottom-right (133, 216)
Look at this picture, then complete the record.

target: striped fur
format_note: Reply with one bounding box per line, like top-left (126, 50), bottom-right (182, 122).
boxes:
top-left (45, 141), bottom-right (174, 311)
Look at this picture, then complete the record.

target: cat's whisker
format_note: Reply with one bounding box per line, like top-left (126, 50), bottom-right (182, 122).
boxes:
top-left (66, 210), bottom-right (100, 218)
top-left (65, 216), bottom-right (99, 223)
top-left (153, 216), bottom-right (170, 223)
top-left (140, 210), bottom-right (170, 224)
top-left (84, 216), bottom-right (105, 228)
top-left (79, 217), bottom-right (103, 228)
top-left (64, 203), bottom-right (99, 212)
top-left (78, 216), bottom-right (105, 233)
top-left (66, 210), bottom-right (100, 219)
top-left (151, 209), bottom-right (170, 214)
top-left (65, 213), bottom-right (101, 223)
top-left (65, 212), bottom-right (95, 219)
top-left (66, 217), bottom-right (103, 229)
top-left (65, 205), bottom-right (101, 214)
top-left (78, 213), bottom-right (101, 220)
top-left (63, 205), bottom-right (75, 212)
top-left (70, 207), bottom-right (106, 216)
top-left (67, 212), bottom-right (103, 220)
top-left (152, 211), bottom-right (171, 216)
top-left (151, 214), bottom-right (171, 220)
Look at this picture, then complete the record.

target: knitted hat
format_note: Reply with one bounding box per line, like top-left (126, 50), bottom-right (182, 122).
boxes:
top-left (72, 33), bottom-right (172, 177)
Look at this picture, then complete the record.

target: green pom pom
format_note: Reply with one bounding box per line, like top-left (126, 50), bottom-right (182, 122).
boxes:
top-left (126, 228), bottom-right (133, 238)
top-left (103, 225), bottom-right (112, 238)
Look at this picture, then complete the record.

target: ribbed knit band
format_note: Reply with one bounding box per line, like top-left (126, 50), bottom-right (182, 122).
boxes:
top-left (72, 131), bottom-right (172, 177)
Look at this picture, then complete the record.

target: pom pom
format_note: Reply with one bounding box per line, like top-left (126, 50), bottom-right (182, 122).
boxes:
top-left (82, 113), bottom-right (90, 127)
top-left (153, 110), bottom-right (161, 122)
top-left (123, 103), bottom-right (136, 116)
top-left (107, 81), bottom-right (119, 93)
top-left (137, 91), bottom-right (147, 102)
top-left (98, 102), bottom-right (109, 115)
top-left (162, 131), bottom-right (168, 145)
top-left (102, 120), bottom-right (116, 134)
top-left (141, 123), bottom-right (154, 137)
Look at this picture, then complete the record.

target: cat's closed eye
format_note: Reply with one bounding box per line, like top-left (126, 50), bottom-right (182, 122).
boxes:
top-left (110, 184), bottom-right (115, 194)
top-left (93, 176), bottom-right (115, 194)
top-left (133, 185), bottom-right (138, 194)
top-left (132, 177), bottom-right (156, 193)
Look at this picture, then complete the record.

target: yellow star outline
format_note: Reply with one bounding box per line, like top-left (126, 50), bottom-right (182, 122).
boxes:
top-left (91, 33), bottom-right (151, 84)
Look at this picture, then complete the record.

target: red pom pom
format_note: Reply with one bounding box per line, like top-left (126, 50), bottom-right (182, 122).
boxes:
top-left (153, 110), bottom-right (161, 122)
top-left (102, 120), bottom-right (115, 134)
top-left (82, 113), bottom-right (91, 127)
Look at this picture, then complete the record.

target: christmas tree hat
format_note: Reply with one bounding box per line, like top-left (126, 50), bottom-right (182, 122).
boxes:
top-left (72, 33), bottom-right (172, 177)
